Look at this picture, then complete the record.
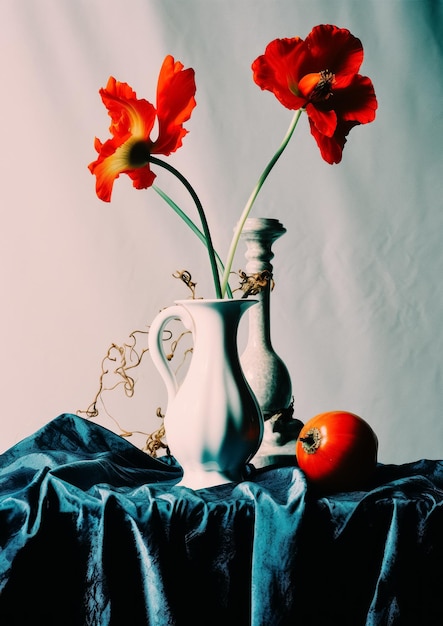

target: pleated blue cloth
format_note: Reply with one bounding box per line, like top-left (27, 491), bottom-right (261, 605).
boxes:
top-left (1, 413), bottom-right (443, 625)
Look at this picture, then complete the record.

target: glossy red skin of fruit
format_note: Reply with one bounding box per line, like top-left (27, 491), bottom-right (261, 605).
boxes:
top-left (295, 411), bottom-right (378, 493)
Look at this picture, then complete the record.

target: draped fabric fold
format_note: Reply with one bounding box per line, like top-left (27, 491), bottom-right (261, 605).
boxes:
top-left (1, 414), bottom-right (443, 625)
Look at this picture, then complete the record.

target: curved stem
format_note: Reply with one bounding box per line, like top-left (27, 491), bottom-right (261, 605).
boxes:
top-left (220, 108), bottom-right (304, 297)
top-left (149, 156), bottom-right (222, 299)
top-left (152, 184), bottom-right (233, 298)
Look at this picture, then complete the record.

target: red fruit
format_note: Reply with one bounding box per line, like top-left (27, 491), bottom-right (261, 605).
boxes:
top-left (295, 411), bottom-right (378, 492)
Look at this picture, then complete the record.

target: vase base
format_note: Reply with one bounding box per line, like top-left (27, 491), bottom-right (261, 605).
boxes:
top-left (177, 467), bottom-right (250, 490)
top-left (251, 416), bottom-right (303, 467)
top-left (252, 453), bottom-right (297, 470)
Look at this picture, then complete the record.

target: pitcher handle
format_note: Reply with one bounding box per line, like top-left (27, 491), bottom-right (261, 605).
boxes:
top-left (148, 305), bottom-right (194, 405)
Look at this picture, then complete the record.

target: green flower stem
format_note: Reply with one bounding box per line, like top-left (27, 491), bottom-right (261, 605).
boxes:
top-left (149, 156), bottom-right (222, 299)
top-left (152, 184), bottom-right (233, 298)
top-left (220, 108), bottom-right (304, 298)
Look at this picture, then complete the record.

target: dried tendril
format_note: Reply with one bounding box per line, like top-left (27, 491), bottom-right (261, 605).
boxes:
top-left (172, 269), bottom-right (199, 298)
top-left (237, 269), bottom-right (274, 297)
top-left (78, 271), bottom-right (199, 456)
top-left (143, 408), bottom-right (169, 457)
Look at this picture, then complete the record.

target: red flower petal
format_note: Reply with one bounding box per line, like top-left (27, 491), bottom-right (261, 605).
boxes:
top-left (301, 25), bottom-right (364, 87)
top-left (89, 135), bottom-right (157, 202)
top-left (334, 74), bottom-right (378, 124)
top-left (306, 103), bottom-right (337, 137)
top-left (152, 55), bottom-right (197, 155)
top-left (309, 117), bottom-right (359, 164)
top-left (252, 38), bottom-right (307, 110)
top-left (99, 76), bottom-right (157, 141)
top-left (88, 136), bottom-right (130, 202)
top-left (126, 165), bottom-right (156, 191)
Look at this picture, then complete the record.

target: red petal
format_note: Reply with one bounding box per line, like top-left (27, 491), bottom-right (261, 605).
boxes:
top-left (127, 166), bottom-right (156, 190)
top-left (152, 55), bottom-right (197, 155)
top-left (301, 24), bottom-right (364, 86)
top-left (100, 77), bottom-right (156, 141)
top-left (252, 38), bottom-right (307, 110)
top-left (309, 117), bottom-right (359, 164)
top-left (335, 74), bottom-right (378, 124)
top-left (306, 103), bottom-right (337, 137)
top-left (93, 137), bottom-right (103, 153)
top-left (88, 137), bottom-right (126, 202)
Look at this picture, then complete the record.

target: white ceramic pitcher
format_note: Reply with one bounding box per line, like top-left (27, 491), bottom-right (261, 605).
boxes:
top-left (148, 298), bottom-right (264, 489)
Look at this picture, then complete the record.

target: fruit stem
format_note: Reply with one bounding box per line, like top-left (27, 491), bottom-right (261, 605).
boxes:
top-left (300, 434), bottom-right (316, 446)
top-left (299, 427), bottom-right (321, 454)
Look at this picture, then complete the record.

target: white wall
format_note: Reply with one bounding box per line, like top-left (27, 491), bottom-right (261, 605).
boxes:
top-left (1, 0), bottom-right (442, 464)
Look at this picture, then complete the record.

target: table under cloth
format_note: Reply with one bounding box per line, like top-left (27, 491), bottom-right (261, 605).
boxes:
top-left (0, 414), bottom-right (442, 626)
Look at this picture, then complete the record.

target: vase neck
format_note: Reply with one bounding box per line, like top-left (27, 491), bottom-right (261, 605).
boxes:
top-left (247, 288), bottom-right (272, 347)
top-left (177, 298), bottom-right (257, 349)
top-left (240, 217), bottom-right (286, 274)
top-left (240, 218), bottom-right (286, 349)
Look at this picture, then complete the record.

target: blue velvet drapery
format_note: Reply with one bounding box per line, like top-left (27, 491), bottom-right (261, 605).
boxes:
top-left (1, 414), bottom-right (443, 625)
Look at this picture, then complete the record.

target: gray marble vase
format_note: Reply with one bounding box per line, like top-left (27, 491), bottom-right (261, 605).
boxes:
top-left (240, 218), bottom-right (302, 464)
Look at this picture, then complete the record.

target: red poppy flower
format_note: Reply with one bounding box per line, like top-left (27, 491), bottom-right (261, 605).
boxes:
top-left (252, 24), bottom-right (377, 164)
top-left (89, 55), bottom-right (196, 202)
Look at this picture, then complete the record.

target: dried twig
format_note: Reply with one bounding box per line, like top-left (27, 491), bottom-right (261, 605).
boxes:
top-left (172, 269), bottom-right (199, 298)
top-left (237, 269), bottom-right (274, 297)
top-left (78, 274), bottom-right (199, 455)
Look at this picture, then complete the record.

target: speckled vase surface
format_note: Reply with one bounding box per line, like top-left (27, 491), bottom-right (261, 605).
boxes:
top-left (240, 218), bottom-right (293, 418)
